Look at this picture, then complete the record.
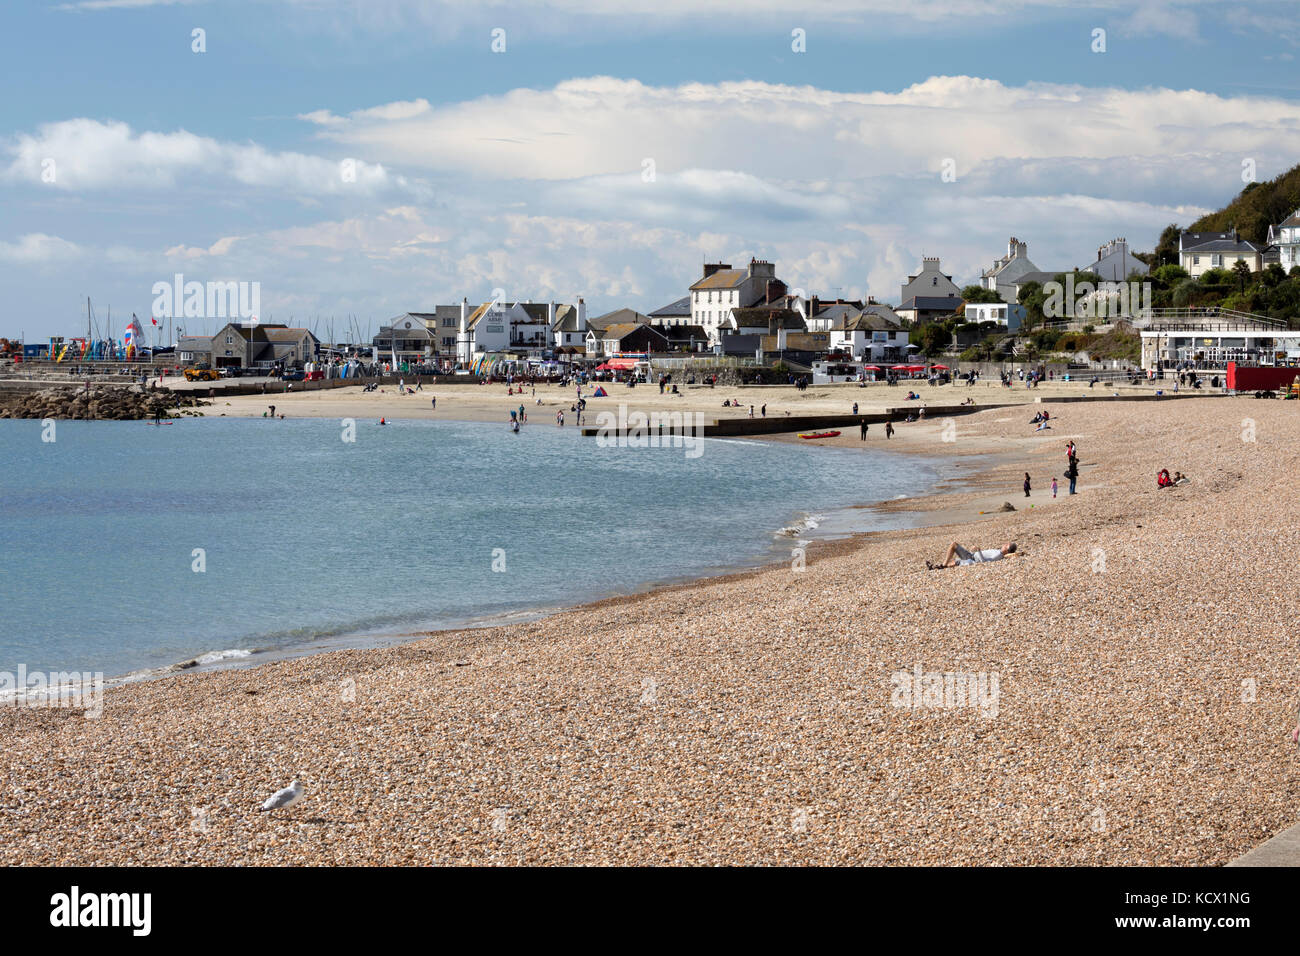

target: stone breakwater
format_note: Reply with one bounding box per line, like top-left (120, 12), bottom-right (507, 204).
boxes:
top-left (0, 386), bottom-right (206, 420)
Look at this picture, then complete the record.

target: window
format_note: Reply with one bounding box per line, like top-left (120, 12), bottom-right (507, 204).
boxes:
top-left (932, 277), bottom-right (937, 286)
top-left (226, 335), bottom-right (233, 344)
top-left (1212, 255), bottom-right (1222, 268)
top-left (1193, 256), bottom-right (1200, 266)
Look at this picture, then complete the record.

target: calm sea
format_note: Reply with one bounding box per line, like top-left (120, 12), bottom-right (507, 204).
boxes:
top-left (0, 417), bottom-right (938, 677)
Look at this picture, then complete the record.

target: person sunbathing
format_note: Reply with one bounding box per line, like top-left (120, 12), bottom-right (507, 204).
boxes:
top-left (928, 541), bottom-right (1018, 569)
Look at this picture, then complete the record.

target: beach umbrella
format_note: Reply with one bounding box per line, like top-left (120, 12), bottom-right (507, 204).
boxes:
top-left (889, 364), bottom-right (911, 370)
top-left (929, 363), bottom-right (950, 370)
top-left (861, 365), bottom-right (882, 370)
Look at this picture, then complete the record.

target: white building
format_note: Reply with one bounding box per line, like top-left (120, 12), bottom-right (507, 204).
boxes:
top-left (1139, 315), bottom-right (1295, 369)
top-left (458, 298), bottom-right (583, 362)
top-left (1178, 229), bottom-right (1262, 278)
top-left (963, 301), bottom-right (1025, 331)
top-left (1080, 238), bottom-right (1148, 281)
top-left (827, 309), bottom-right (908, 361)
top-left (980, 237), bottom-right (1042, 302)
top-left (689, 258), bottom-right (785, 345)
top-left (1267, 210), bottom-right (1300, 273)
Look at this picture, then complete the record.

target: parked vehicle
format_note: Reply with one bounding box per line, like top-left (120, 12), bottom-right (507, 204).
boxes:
top-left (281, 369), bottom-right (305, 381)
top-left (184, 365), bottom-right (220, 382)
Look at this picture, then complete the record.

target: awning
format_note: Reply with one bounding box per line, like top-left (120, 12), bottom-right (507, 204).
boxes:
top-left (604, 357), bottom-right (638, 370)
top-left (861, 365), bottom-right (882, 370)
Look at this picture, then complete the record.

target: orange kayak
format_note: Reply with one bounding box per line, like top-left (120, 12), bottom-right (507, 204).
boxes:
top-left (798, 430), bottom-right (841, 440)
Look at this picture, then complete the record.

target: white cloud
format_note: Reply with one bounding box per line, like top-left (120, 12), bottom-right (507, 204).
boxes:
top-left (0, 233), bottom-right (82, 264)
top-left (301, 75), bottom-right (1300, 186)
top-left (2, 118), bottom-right (409, 196)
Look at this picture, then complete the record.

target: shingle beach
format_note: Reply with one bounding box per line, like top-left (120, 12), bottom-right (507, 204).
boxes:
top-left (3, 395), bottom-right (1297, 865)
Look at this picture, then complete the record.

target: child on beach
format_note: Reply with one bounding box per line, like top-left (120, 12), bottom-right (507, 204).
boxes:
top-left (1052, 477), bottom-right (1057, 498)
top-left (1024, 473), bottom-right (1032, 497)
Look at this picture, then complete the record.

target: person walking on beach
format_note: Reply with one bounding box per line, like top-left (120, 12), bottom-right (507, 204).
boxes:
top-left (1051, 477), bottom-right (1058, 498)
top-left (1023, 472), bottom-right (1032, 498)
top-left (431, 396), bottom-right (436, 409)
top-left (853, 402), bottom-right (859, 415)
top-left (1066, 456), bottom-right (1079, 495)
top-left (885, 421), bottom-right (894, 439)
top-left (1065, 440), bottom-right (1075, 462)
top-left (860, 419), bottom-right (868, 440)
top-left (761, 404), bottom-right (767, 417)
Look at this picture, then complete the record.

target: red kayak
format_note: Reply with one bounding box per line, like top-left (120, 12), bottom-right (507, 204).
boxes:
top-left (798, 430), bottom-right (841, 440)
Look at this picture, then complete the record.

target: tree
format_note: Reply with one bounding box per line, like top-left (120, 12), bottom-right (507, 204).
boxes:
top-left (1153, 263), bottom-right (1189, 286)
top-left (1152, 224), bottom-right (1181, 267)
top-left (909, 322), bottom-right (951, 354)
top-left (1232, 259), bottom-right (1253, 293)
top-left (960, 284), bottom-right (1002, 304)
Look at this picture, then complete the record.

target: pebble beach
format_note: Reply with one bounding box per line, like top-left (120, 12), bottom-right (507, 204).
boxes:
top-left (3, 394), bottom-right (1297, 865)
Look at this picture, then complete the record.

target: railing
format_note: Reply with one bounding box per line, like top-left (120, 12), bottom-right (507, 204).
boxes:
top-left (1137, 308), bottom-right (1288, 331)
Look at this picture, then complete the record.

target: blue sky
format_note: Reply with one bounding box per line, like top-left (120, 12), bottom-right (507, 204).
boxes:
top-left (4, 0), bottom-right (1300, 340)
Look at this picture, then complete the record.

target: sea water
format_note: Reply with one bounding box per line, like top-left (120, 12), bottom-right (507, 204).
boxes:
top-left (0, 417), bottom-right (938, 676)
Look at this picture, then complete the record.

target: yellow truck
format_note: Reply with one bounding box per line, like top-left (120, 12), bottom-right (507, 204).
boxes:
top-left (184, 365), bottom-right (220, 382)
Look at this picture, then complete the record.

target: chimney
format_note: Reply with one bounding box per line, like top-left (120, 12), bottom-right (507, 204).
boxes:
top-left (577, 297), bottom-right (586, 329)
top-left (810, 295), bottom-right (821, 316)
top-left (703, 262), bottom-right (731, 279)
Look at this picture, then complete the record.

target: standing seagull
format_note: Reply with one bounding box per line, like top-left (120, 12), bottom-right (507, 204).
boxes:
top-left (260, 777), bottom-right (304, 811)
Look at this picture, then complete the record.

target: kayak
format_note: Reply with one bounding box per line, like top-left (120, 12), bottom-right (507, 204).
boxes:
top-left (798, 430), bottom-right (840, 440)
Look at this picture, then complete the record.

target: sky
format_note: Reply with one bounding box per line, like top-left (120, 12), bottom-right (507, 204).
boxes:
top-left (4, 0), bottom-right (1300, 341)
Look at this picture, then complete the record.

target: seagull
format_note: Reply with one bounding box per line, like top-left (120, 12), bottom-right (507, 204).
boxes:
top-left (260, 778), bottom-right (304, 811)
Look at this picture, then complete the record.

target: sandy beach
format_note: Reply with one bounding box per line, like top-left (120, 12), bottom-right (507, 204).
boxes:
top-left (201, 376), bottom-right (1156, 429)
top-left (3, 393), bottom-right (1297, 865)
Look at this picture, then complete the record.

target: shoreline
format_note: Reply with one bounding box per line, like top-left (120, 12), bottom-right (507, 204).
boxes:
top-left (6, 394), bottom-right (1296, 865)
top-left (102, 425), bottom-right (982, 685)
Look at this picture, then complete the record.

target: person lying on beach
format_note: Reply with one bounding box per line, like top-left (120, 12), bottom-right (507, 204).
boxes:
top-left (928, 541), bottom-right (1018, 570)
top-left (1173, 471), bottom-right (1189, 485)
top-left (1157, 468), bottom-right (1172, 488)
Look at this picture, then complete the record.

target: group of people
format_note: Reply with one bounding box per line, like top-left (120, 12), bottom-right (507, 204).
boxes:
top-left (1023, 441), bottom-right (1080, 498)
top-left (1156, 468), bottom-right (1188, 488)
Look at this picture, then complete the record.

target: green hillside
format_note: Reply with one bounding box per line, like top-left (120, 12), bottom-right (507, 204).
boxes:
top-left (1186, 165), bottom-right (1300, 243)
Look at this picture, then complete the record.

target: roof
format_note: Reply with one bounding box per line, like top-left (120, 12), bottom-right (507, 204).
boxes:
top-left (690, 269), bottom-right (746, 291)
top-left (1182, 238), bottom-right (1260, 254)
top-left (649, 295), bottom-right (691, 317)
top-left (601, 322), bottom-right (666, 342)
top-left (550, 304), bottom-right (582, 332)
top-left (661, 324), bottom-right (709, 341)
top-left (1013, 271), bottom-right (1066, 288)
top-left (1180, 230), bottom-right (1236, 249)
top-left (731, 307), bottom-right (806, 330)
top-left (588, 308), bottom-right (651, 331)
top-left (517, 303), bottom-right (551, 323)
top-left (897, 296), bottom-right (962, 312)
top-left (830, 309), bottom-right (902, 332)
